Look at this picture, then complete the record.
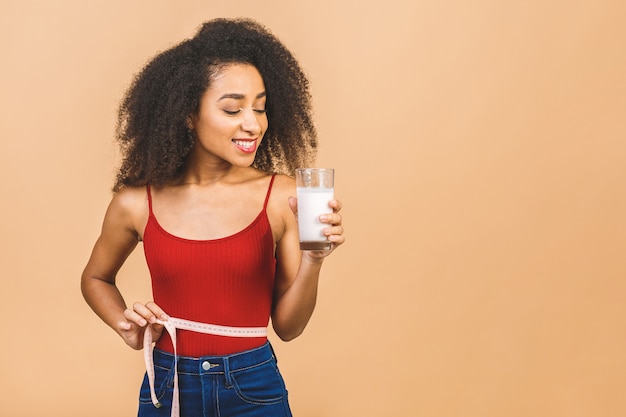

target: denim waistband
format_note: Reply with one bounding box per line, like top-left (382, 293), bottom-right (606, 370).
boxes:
top-left (152, 342), bottom-right (275, 376)
top-left (143, 317), bottom-right (270, 417)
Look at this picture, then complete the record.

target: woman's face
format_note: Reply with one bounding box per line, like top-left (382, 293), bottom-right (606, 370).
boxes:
top-left (190, 63), bottom-right (268, 168)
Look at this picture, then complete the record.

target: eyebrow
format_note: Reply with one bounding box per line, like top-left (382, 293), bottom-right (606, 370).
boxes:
top-left (218, 92), bottom-right (266, 101)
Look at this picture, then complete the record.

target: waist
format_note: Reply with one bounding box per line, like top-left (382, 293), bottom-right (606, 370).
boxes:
top-left (143, 318), bottom-right (271, 416)
top-left (155, 317), bottom-right (268, 356)
top-left (152, 342), bottom-right (275, 375)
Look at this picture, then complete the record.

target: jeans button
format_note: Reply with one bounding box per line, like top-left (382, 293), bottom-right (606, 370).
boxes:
top-left (202, 361), bottom-right (212, 371)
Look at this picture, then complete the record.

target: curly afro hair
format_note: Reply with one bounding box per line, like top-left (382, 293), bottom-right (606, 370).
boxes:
top-left (113, 18), bottom-right (317, 191)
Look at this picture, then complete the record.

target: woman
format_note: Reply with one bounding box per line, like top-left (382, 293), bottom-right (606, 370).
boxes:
top-left (81, 18), bottom-right (344, 417)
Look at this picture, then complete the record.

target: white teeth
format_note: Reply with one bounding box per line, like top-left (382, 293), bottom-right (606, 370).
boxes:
top-left (234, 140), bottom-right (254, 149)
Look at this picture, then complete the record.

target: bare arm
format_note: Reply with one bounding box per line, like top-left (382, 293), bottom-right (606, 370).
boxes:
top-left (270, 177), bottom-right (345, 341)
top-left (80, 188), bottom-right (165, 350)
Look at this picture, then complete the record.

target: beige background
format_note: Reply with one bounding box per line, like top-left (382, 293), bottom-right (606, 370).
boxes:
top-left (1, 0), bottom-right (625, 416)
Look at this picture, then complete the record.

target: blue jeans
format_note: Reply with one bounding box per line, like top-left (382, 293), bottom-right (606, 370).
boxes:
top-left (138, 342), bottom-right (292, 417)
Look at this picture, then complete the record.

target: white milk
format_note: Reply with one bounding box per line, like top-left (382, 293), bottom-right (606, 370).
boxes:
top-left (296, 187), bottom-right (334, 242)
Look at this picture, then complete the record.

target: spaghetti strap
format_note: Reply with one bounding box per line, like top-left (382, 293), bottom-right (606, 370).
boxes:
top-left (146, 185), bottom-right (153, 214)
top-left (263, 175), bottom-right (276, 210)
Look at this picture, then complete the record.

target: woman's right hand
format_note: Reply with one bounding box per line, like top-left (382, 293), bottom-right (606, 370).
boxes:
top-left (118, 301), bottom-right (169, 350)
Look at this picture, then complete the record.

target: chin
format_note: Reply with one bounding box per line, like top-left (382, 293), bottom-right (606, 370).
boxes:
top-left (231, 157), bottom-right (257, 169)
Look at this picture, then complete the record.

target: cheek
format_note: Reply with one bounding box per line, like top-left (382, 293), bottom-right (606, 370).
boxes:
top-left (198, 114), bottom-right (234, 136)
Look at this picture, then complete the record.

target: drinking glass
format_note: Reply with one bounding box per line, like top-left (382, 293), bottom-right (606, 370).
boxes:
top-left (295, 168), bottom-right (334, 250)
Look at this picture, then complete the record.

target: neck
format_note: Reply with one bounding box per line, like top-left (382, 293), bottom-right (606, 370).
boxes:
top-left (175, 147), bottom-right (234, 185)
top-left (178, 158), bottom-right (259, 186)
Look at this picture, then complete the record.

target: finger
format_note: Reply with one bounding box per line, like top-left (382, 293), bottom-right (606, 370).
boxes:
top-left (323, 225), bottom-right (344, 237)
top-left (118, 318), bottom-right (133, 331)
top-left (145, 301), bottom-right (169, 322)
top-left (320, 212), bottom-right (342, 226)
top-left (324, 228), bottom-right (345, 247)
top-left (124, 307), bottom-right (148, 327)
top-left (288, 196), bottom-right (298, 215)
top-left (329, 233), bottom-right (346, 245)
top-left (329, 198), bottom-right (343, 212)
top-left (132, 302), bottom-right (163, 325)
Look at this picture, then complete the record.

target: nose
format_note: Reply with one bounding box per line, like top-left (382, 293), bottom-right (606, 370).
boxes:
top-left (241, 109), bottom-right (262, 135)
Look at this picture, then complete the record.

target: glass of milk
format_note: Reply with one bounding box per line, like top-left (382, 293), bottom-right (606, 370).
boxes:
top-left (295, 168), bottom-right (334, 250)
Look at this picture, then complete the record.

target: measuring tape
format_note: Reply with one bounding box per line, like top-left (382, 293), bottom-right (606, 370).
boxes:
top-left (143, 316), bottom-right (267, 417)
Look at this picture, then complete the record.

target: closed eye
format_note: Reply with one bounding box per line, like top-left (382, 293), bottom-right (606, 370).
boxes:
top-left (224, 108), bottom-right (266, 116)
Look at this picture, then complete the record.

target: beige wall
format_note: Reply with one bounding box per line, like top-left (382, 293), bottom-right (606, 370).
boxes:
top-left (1, 1), bottom-right (625, 416)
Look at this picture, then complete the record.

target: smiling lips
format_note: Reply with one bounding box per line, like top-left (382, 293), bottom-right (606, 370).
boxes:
top-left (232, 139), bottom-right (257, 153)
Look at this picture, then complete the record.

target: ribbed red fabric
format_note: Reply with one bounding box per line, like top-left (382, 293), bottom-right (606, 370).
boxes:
top-left (143, 176), bottom-right (276, 356)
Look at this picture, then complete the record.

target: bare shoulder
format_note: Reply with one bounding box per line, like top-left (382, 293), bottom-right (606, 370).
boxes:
top-left (110, 186), bottom-right (148, 213)
top-left (266, 174), bottom-right (297, 240)
top-left (268, 174), bottom-right (296, 208)
top-left (105, 186), bottom-right (149, 239)
top-left (270, 174), bottom-right (296, 197)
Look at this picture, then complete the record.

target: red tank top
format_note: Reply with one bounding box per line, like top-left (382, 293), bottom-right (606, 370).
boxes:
top-left (143, 175), bottom-right (276, 356)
